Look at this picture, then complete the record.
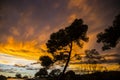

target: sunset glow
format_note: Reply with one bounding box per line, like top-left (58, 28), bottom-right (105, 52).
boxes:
top-left (0, 36), bottom-right (50, 60)
top-left (0, 0), bottom-right (120, 79)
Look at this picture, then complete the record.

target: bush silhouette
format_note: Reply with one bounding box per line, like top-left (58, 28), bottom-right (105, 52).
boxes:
top-left (65, 70), bottom-right (76, 80)
top-left (15, 73), bottom-right (22, 78)
top-left (35, 68), bottom-right (48, 78)
top-left (0, 75), bottom-right (7, 80)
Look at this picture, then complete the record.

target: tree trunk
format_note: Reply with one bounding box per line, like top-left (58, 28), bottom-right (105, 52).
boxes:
top-left (58, 42), bottom-right (72, 80)
top-left (62, 42), bottom-right (72, 74)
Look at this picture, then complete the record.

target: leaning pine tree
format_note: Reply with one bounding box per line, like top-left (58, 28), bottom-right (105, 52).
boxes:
top-left (46, 19), bottom-right (89, 75)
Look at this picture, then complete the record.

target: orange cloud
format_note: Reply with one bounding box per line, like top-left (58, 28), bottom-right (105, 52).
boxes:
top-left (24, 26), bottom-right (34, 38)
top-left (67, 14), bottom-right (77, 23)
top-left (68, 0), bottom-right (86, 9)
top-left (0, 36), bottom-right (52, 60)
top-left (66, 0), bottom-right (105, 53)
top-left (10, 27), bottom-right (20, 36)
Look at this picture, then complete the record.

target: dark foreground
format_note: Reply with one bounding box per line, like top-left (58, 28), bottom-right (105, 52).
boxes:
top-left (1, 71), bottom-right (120, 80)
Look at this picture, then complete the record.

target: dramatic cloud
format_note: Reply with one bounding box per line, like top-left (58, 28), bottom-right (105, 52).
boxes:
top-left (0, 0), bottom-right (120, 61)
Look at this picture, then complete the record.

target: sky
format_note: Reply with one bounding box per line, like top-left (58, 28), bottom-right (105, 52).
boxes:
top-left (0, 52), bottom-right (36, 65)
top-left (0, 52), bottom-right (41, 77)
top-left (0, 53), bottom-right (119, 77)
top-left (0, 0), bottom-right (120, 62)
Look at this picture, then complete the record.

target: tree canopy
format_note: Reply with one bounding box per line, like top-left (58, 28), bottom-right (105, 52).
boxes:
top-left (85, 49), bottom-right (105, 64)
top-left (39, 56), bottom-right (53, 68)
top-left (46, 19), bottom-right (88, 54)
top-left (97, 14), bottom-right (120, 50)
top-left (46, 19), bottom-right (89, 74)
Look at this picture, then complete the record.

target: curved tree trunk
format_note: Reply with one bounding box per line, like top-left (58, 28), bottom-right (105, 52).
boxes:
top-left (62, 42), bottom-right (72, 74)
top-left (58, 42), bottom-right (72, 80)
